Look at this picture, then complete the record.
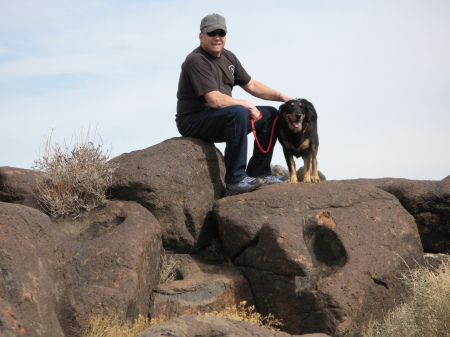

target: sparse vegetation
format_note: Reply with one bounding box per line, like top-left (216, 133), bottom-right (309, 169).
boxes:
top-left (83, 301), bottom-right (282, 336)
top-left (205, 301), bottom-right (283, 331)
top-left (83, 311), bottom-right (162, 337)
top-left (159, 253), bottom-right (180, 283)
top-left (33, 129), bottom-right (117, 218)
top-left (363, 259), bottom-right (450, 337)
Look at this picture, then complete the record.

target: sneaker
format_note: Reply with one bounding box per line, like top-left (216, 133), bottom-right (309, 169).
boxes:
top-left (226, 176), bottom-right (263, 196)
top-left (259, 175), bottom-right (285, 186)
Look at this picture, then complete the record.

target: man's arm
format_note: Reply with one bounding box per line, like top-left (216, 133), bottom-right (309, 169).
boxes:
top-left (242, 78), bottom-right (293, 102)
top-left (203, 78), bottom-right (293, 120)
top-left (204, 90), bottom-right (261, 120)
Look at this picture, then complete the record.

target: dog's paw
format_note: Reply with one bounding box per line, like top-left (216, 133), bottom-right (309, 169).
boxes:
top-left (311, 176), bottom-right (321, 183)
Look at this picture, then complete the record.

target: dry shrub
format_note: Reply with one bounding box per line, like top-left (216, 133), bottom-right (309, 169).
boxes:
top-left (159, 253), bottom-right (180, 283)
top-left (33, 129), bottom-right (117, 218)
top-left (83, 311), bottom-right (162, 337)
top-left (84, 301), bottom-right (282, 336)
top-left (363, 259), bottom-right (450, 337)
top-left (204, 301), bottom-right (283, 331)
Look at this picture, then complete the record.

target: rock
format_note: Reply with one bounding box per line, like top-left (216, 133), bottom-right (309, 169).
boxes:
top-left (135, 314), bottom-right (316, 337)
top-left (150, 254), bottom-right (254, 320)
top-left (0, 202), bottom-right (67, 337)
top-left (338, 176), bottom-right (450, 253)
top-left (53, 200), bottom-right (163, 336)
top-left (0, 167), bottom-right (38, 205)
top-left (0, 300), bottom-right (28, 337)
top-left (297, 166), bottom-right (327, 181)
top-left (109, 137), bottom-right (226, 253)
top-left (270, 165), bottom-right (327, 183)
top-left (214, 182), bottom-right (425, 336)
top-left (271, 165), bottom-right (290, 182)
top-left (424, 252), bottom-right (450, 270)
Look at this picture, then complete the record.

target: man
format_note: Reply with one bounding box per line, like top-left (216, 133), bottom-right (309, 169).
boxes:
top-left (176, 13), bottom-right (293, 195)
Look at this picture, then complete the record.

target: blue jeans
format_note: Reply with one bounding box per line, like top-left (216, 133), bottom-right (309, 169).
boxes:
top-left (178, 105), bottom-right (278, 184)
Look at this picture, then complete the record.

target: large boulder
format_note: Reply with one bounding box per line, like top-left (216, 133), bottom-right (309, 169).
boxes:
top-left (0, 199), bottom-right (164, 337)
top-left (109, 137), bottom-right (226, 253)
top-left (150, 254), bottom-right (254, 320)
top-left (0, 202), bottom-right (68, 337)
top-left (0, 167), bottom-right (38, 205)
top-left (135, 314), bottom-right (330, 337)
top-left (54, 200), bottom-right (163, 336)
top-left (214, 182), bottom-right (425, 336)
top-left (339, 176), bottom-right (450, 253)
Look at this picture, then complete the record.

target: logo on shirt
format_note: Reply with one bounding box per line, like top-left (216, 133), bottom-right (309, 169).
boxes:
top-left (229, 65), bottom-right (235, 77)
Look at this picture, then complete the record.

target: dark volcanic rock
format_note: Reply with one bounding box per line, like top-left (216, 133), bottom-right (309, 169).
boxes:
top-left (0, 167), bottom-right (38, 205)
top-left (109, 137), bottom-right (226, 253)
top-left (0, 202), bottom-right (67, 337)
top-left (54, 200), bottom-right (163, 336)
top-left (135, 314), bottom-right (329, 337)
top-left (214, 181), bottom-right (425, 336)
top-left (150, 254), bottom-right (254, 320)
top-left (338, 176), bottom-right (450, 253)
top-left (0, 299), bottom-right (29, 337)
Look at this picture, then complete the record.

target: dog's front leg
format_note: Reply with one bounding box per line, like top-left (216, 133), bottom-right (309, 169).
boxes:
top-left (283, 148), bottom-right (298, 183)
top-left (311, 149), bottom-right (320, 183)
top-left (302, 154), bottom-right (312, 183)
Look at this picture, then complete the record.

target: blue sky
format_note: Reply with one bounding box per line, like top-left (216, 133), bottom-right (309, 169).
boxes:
top-left (1, 0), bottom-right (449, 180)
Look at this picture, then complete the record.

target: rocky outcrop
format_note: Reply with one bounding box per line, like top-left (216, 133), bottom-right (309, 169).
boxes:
top-left (135, 314), bottom-right (330, 337)
top-left (0, 167), bottom-right (38, 207)
top-left (338, 177), bottom-right (450, 253)
top-left (214, 182), bottom-right (424, 336)
top-left (54, 200), bottom-right (163, 336)
top-left (0, 137), bottom-right (448, 337)
top-left (109, 137), bottom-right (226, 253)
top-left (0, 202), bottom-right (68, 337)
top-left (0, 200), bottom-right (163, 337)
top-left (150, 254), bottom-right (254, 320)
top-left (0, 299), bottom-right (28, 337)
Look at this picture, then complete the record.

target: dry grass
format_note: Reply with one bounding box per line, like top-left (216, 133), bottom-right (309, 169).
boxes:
top-left (158, 253), bottom-right (180, 284)
top-left (83, 311), bottom-right (163, 337)
top-left (84, 301), bottom-right (282, 336)
top-left (363, 259), bottom-right (450, 337)
top-left (33, 129), bottom-right (118, 218)
top-left (204, 301), bottom-right (283, 331)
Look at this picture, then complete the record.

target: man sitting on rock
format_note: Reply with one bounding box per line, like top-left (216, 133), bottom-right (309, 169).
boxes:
top-left (176, 13), bottom-right (293, 196)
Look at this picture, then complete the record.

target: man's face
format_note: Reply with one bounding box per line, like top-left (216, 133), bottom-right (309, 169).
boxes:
top-left (199, 29), bottom-right (226, 57)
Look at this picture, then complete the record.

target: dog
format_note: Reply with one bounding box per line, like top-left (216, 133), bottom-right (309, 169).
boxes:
top-left (277, 98), bottom-right (319, 183)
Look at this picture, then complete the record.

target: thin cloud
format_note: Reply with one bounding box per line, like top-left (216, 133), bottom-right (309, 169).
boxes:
top-left (1, 0), bottom-right (449, 180)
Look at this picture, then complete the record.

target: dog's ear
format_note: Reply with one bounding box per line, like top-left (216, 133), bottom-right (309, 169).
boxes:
top-left (304, 99), bottom-right (318, 122)
top-left (279, 102), bottom-right (286, 115)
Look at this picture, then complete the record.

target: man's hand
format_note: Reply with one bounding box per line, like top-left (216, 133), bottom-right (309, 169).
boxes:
top-left (280, 93), bottom-right (295, 102)
top-left (248, 105), bottom-right (261, 120)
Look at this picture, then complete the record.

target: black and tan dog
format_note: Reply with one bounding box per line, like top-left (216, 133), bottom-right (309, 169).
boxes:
top-left (277, 98), bottom-right (319, 183)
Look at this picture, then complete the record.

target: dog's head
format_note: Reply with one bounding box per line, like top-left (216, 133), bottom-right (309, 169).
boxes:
top-left (279, 99), bottom-right (317, 133)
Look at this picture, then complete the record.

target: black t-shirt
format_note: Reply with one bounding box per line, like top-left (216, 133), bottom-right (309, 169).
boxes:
top-left (176, 46), bottom-right (251, 128)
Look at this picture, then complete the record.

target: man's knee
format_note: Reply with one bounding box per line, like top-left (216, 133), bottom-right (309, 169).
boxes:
top-left (227, 105), bottom-right (248, 122)
top-left (258, 106), bottom-right (278, 121)
top-left (230, 105), bottom-right (248, 114)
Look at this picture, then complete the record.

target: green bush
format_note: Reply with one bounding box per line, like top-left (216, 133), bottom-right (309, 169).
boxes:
top-left (363, 259), bottom-right (450, 337)
top-left (34, 130), bottom-right (118, 218)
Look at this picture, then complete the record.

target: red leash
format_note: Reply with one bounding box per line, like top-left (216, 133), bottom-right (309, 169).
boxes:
top-left (250, 112), bottom-right (279, 154)
top-left (250, 111), bottom-right (307, 153)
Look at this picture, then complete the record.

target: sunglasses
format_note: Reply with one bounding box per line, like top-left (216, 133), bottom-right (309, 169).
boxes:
top-left (205, 30), bottom-right (226, 37)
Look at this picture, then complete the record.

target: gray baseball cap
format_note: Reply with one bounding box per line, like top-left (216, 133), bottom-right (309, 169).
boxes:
top-left (200, 13), bottom-right (227, 33)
